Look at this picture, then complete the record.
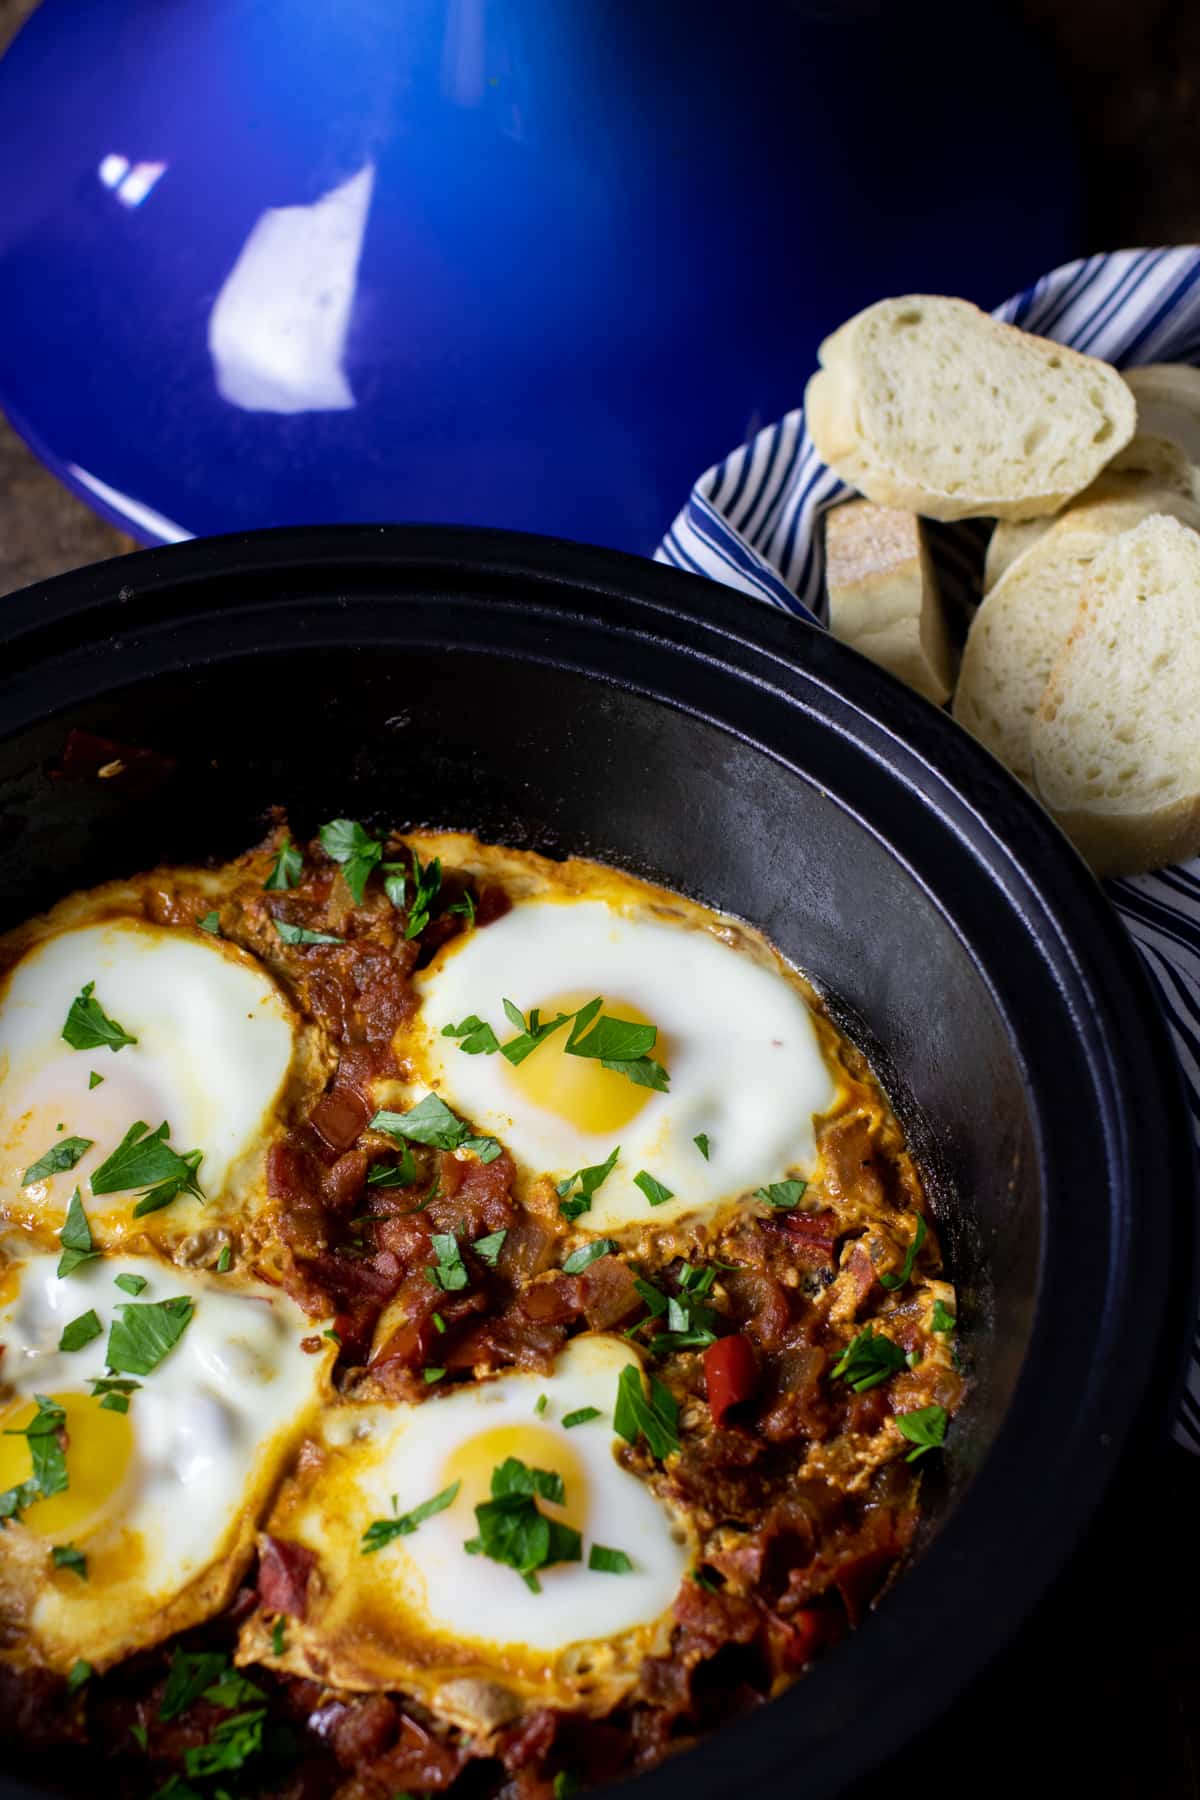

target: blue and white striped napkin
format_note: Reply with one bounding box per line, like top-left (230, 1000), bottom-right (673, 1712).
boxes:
top-left (657, 247), bottom-right (1200, 1450)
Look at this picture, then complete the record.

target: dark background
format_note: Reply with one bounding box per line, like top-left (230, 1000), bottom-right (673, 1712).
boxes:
top-left (1, 1), bottom-right (1198, 1792)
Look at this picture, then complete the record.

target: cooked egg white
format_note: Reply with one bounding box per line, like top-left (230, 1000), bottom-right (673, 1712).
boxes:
top-left (400, 898), bottom-right (839, 1233)
top-left (0, 920), bottom-right (298, 1240)
top-left (240, 1335), bottom-right (693, 1723)
top-left (0, 1244), bottom-right (331, 1672)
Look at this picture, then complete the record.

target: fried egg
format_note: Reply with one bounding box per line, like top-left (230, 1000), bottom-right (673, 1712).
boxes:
top-left (0, 920), bottom-right (298, 1240)
top-left (401, 897), bottom-right (839, 1233)
top-left (241, 1335), bottom-right (693, 1724)
top-left (0, 1244), bottom-right (331, 1672)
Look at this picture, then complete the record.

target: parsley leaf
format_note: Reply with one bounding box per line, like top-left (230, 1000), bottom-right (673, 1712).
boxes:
top-left (62, 981), bottom-right (137, 1053)
top-left (554, 1774), bottom-right (578, 1800)
top-left (613, 1364), bottom-right (679, 1459)
top-left (319, 818), bottom-right (383, 905)
top-left (556, 1145), bottom-right (619, 1221)
top-left (361, 1483), bottom-right (460, 1555)
top-left (115, 1272), bottom-right (147, 1295)
top-left (463, 1459), bottom-right (581, 1592)
top-left (633, 1170), bottom-right (673, 1208)
top-left (57, 1188), bottom-right (98, 1278)
top-left (216, 1245), bottom-right (232, 1274)
top-left (52, 1543), bottom-right (87, 1579)
top-left (831, 1325), bottom-right (907, 1393)
top-left (930, 1298), bottom-right (957, 1333)
top-left (589, 1543), bottom-right (633, 1574)
top-left (693, 1133), bottom-right (711, 1161)
top-left (427, 1233), bottom-right (469, 1292)
top-left (423, 1367), bottom-right (446, 1384)
top-left (367, 1147), bottom-right (419, 1187)
top-left (565, 1001), bottom-right (669, 1091)
top-left (66, 1659), bottom-right (92, 1693)
top-left (534, 1393), bottom-right (548, 1415)
top-left (755, 1180), bottom-right (807, 1210)
top-left (203, 1668), bottom-right (267, 1710)
top-left (448, 892), bottom-right (476, 927)
top-left (0, 1478), bottom-right (41, 1525)
top-left (160, 1649), bottom-right (229, 1721)
top-left (442, 1014), bottom-right (501, 1056)
top-left (91, 1120), bottom-right (204, 1218)
top-left (106, 1296), bottom-right (195, 1376)
top-left (562, 1240), bottom-right (616, 1275)
top-left (895, 1403), bottom-right (948, 1462)
top-left (880, 1215), bottom-right (928, 1291)
top-left (3, 1394), bottom-right (68, 1501)
top-left (23, 1136), bottom-right (93, 1186)
top-left (499, 999), bottom-right (574, 1067)
top-left (371, 1094), bottom-right (501, 1163)
top-left (196, 911), bottom-right (220, 935)
top-left (404, 851), bottom-right (442, 940)
top-left (90, 1377), bottom-right (140, 1414)
top-left (473, 1229), bottom-right (507, 1266)
top-left (273, 918), bottom-right (344, 946)
top-left (271, 1617), bottom-right (286, 1655)
top-left (59, 1309), bottom-right (102, 1352)
top-left (183, 1707), bottom-right (266, 1777)
top-left (265, 836), bottom-right (303, 891)
top-left (562, 1406), bottom-right (602, 1429)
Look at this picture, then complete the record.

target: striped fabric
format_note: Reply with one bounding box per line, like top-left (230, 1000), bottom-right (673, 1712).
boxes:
top-left (658, 247), bottom-right (1200, 1451)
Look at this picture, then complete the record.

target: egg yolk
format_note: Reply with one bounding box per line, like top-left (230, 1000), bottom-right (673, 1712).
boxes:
top-left (439, 1422), bottom-right (589, 1533)
top-left (503, 991), bottom-right (665, 1136)
top-left (0, 1391), bottom-right (134, 1538)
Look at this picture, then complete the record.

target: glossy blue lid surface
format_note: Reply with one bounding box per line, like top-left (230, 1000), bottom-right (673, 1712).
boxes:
top-left (0, 0), bottom-right (1077, 551)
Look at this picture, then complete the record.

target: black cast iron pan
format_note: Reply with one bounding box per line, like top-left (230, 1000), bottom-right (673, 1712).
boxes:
top-left (0, 526), bottom-right (1193, 1798)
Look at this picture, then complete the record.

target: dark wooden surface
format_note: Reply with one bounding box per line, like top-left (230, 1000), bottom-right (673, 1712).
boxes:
top-left (0, 2), bottom-right (1197, 1795)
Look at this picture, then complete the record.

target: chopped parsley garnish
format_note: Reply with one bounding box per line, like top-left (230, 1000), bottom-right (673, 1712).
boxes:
top-left (433, 1312), bottom-right (446, 1333)
top-left (129, 1724), bottom-right (148, 1751)
top-left (473, 1229), bottom-right (507, 1266)
top-left (91, 1120), bottom-right (204, 1218)
top-left (442, 1014), bottom-right (501, 1056)
top-left (183, 1707), bottom-right (267, 1777)
top-left (424, 1367), bottom-right (446, 1384)
top-left (197, 911), bottom-right (220, 935)
top-left (323, 1328), bottom-right (341, 1346)
top-left (930, 1298), bottom-right (957, 1333)
top-left (404, 851), bottom-right (442, 940)
top-left (115, 1272), bottom-right (148, 1296)
top-left (562, 1406), bottom-right (602, 1429)
top-left (273, 918), bottom-right (344, 946)
top-left (319, 818), bottom-right (383, 905)
top-left (90, 1377), bottom-right (140, 1414)
top-left (638, 1262), bottom-right (719, 1354)
top-left (880, 1215), bottom-right (928, 1290)
top-left (52, 1543), bottom-right (87, 1579)
top-left (448, 892), bottom-right (476, 927)
top-left (371, 1093), bottom-right (501, 1163)
top-left (271, 1617), bottom-right (286, 1656)
top-left (693, 1133), bottom-right (711, 1161)
top-left (62, 981), bottom-right (137, 1053)
top-left (216, 1246), bottom-right (232, 1274)
top-left (830, 1325), bottom-right (908, 1393)
top-left (534, 1394), bottom-right (548, 1416)
top-left (57, 1188), bottom-right (98, 1278)
top-left (66, 1658), bottom-right (92, 1693)
top-left (895, 1403), bottom-right (948, 1462)
top-left (203, 1668), bottom-right (267, 1710)
top-left (367, 1147), bottom-right (419, 1187)
top-left (59, 1309), bottom-right (102, 1352)
top-left (755, 1180), bottom-right (807, 1210)
top-left (554, 1774), bottom-right (579, 1800)
top-left (464, 1458), bottom-right (581, 1592)
top-left (633, 1170), bottom-right (673, 1208)
top-left (427, 1233), bottom-right (469, 1292)
top-left (23, 1136), bottom-right (93, 1186)
top-left (564, 998), bottom-right (669, 1091)
top-left (160, 1648), bottom-right (229, 1720)
top-left (1, 1395), bottom-right (68, 1523)
top-left (499, 998), bottom-right (574, 1067)
top-left (556, 1145), bottom-right (619, 1222)
top-left (88, 1071), bottom-right (104, 1089)
top-left (106, 1296), bottom-right (195, 1376)
top-left (589, 1544), bottom-right (633, 1574)
top-left (361, 1481), bottom-right (461, 1553)
top-left (264, 835), bottom-right (303, 891)
top-left (562, 1239), bottom-right (616, 1275)
top-left (613, 1364), bottom-right (679, 1459)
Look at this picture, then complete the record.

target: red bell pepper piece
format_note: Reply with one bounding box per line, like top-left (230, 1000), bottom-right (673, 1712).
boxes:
top-left (704, 1333), bottom-right (759, 1427)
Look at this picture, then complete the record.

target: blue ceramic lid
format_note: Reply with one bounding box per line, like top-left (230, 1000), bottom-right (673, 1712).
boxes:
top-left (0, 0), bottom-right (1076, 553)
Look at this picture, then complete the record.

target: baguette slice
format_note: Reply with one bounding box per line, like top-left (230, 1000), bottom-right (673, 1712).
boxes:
top-left (1032, 513), bottom-right (1200, 875)
top-left (1122, 364), bottom-right (1200, 462)
top-left (824, 500), bottom-right (957, 704)
top-left (805, 295), bottom-right (1136, 522)
top-left (982, 432), bottom-right (1200, 590)
top-left (953, 487), bottom-right (1200, 785)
